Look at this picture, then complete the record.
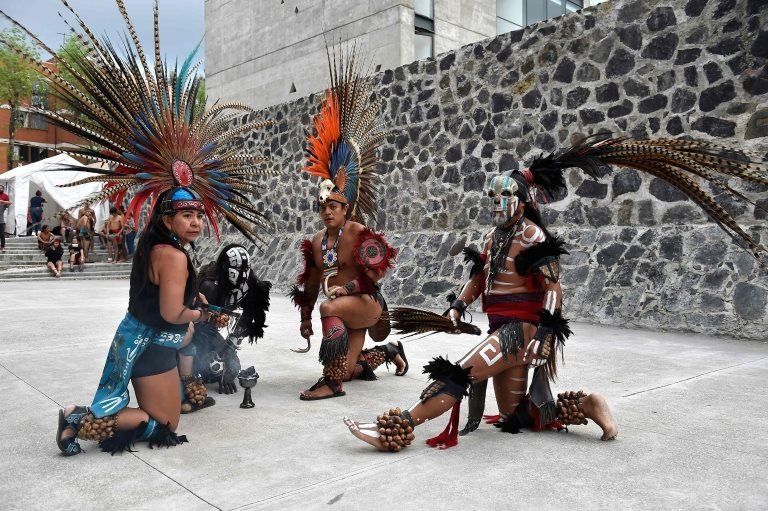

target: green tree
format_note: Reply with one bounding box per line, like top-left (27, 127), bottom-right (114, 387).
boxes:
top-left (0, 27), bottom-right (39, 170)
top-left (194, 76), bottom-right (206, 118)
top-left (56, 34), bottom-right (88, 89)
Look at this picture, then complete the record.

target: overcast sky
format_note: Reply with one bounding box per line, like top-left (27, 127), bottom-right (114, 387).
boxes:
top-left (1, 0), bottom-right (205, 68)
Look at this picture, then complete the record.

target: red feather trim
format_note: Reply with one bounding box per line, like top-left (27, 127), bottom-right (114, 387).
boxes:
top-left (296, 238), bottom-right (315, 286)
top-left (354, 228), bottom-right (397, 274)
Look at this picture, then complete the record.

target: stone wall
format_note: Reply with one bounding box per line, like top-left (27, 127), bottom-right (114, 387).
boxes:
top-left (199, 0), bottom-right (768, 340)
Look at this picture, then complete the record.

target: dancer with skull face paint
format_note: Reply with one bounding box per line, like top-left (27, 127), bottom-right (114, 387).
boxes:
top-left (346, 134), bottom-right (768, 452)
top-left (1, 2), bottom-right (275, 456)
top-left (179, 244), bottom-right (271, 412)
top-left (291, 45), bottom-right (406, 400)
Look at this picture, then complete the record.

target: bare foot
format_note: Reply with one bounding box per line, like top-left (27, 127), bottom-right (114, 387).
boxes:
top-left (581, 393), bottom-right (618, 441)
top-left (343, 416), bottom-right (387, 451)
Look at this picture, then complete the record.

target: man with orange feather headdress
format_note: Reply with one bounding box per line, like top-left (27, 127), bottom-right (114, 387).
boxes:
top-left (290, 45), bottom-right (407, 400)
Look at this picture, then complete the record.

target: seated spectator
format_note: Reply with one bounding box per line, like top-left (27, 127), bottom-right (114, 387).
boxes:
top-left (69, 236), bottom-right (85, 272)
top-left (37, 225), bottom-right (54, 252)
top-left (59, 212), bottom-right (75, 243)
top-left (46, 237), bottom-right (64, 278)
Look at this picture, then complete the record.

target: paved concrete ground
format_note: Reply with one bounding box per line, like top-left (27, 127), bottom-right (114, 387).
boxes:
top-left (1, 280), bottom-right (767, 510)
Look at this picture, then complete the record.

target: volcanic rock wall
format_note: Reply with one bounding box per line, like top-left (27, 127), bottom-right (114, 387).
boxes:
top-left (200, 0), bottom-right (768, 339)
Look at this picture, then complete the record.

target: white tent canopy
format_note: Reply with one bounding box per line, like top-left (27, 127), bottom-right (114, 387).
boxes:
top-left (1, 154), bottom-right (109, 235)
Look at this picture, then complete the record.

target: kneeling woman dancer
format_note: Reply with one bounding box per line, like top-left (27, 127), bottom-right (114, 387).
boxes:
top-left (0, 1), bottom-right (275, 455)
top-left (57, 189), bottom-right (215, 455)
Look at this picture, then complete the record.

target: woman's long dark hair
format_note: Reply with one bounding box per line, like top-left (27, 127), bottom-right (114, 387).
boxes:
top-left (130, 190), bottom-right (197, 304)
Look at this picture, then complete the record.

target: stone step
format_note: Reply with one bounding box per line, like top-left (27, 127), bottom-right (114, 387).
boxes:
top-left (1, 246), bottom-right (110, 253)
top-left (0, 253), bottom-right (108, 259)
top-left (0, 262), bottom-right (131, 275)
top-left (0, 265), bottom-right (131, 281)
top-left (0, 274), bottom-right (130, 282)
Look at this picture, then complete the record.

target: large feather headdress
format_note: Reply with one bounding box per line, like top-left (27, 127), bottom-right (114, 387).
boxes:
top-left (304, 42), bottom-right (388, 223)
top-left (0, 0), bottom-right (274, 244)
top-left (514, 134), bottom-right (768, 265)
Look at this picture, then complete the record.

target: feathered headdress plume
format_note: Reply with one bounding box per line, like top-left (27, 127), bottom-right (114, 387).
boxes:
top-left (304, 41), bottom-right (389, 223)
top-left (516, 134), bottom-right (768, 264)
top-left (0, 1), bottom-right (275, 244)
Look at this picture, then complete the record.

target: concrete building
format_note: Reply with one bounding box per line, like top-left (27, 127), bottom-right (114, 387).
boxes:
top-left (205, 0), bottom-right (606, 110)
top-left (0, 63), bottom-right (82, 174)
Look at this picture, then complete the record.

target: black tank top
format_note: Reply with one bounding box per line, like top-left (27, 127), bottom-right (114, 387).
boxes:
top-left (128, 245), bottom-right (197, 333)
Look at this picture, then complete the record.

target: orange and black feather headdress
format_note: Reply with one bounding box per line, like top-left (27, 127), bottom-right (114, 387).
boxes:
top-left (304, 42), bottom-right (389, 223)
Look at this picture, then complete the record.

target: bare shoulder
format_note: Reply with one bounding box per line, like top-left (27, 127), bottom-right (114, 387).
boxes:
top-left (346, 221), bottom-right (366, 235)
top-left (310, 231), bottom-right (324, 249)
top-left (151, 244), bottom-right (188, 269)
top-left (520, 218), bottom-right (546, 245)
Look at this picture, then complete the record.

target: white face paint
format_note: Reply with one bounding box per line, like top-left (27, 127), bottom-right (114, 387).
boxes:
top-left (487, 175), bottom-right (520, 226)
top-left (318, 179), bottom-right (336, 203)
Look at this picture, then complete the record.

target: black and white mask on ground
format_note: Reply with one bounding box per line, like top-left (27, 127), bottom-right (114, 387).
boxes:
top-left (487, 175), bottom-right (520, 226)
top-left (225, 246), bottom-right (250, 285)
top-left (223, 246), bottom-right (250, 308)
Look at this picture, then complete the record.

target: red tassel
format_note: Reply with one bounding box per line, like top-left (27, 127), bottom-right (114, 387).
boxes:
top-left (483, 414), bottom-right (501, 424)
top-left (426, 402), bottom-right (461, 449)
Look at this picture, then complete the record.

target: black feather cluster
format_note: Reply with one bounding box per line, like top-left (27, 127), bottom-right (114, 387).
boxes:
top-left (538, 309), bottom-right (572, 343)
top-left (288, 284), bottom-right (310, 308)
top-left (240, 277), bottom-right (271, 343)
top-left (514, 235), bottom-right (569, 276)
top-left (98, 428), bottom-right (141, 455)
top-left (462, 247), bottom-right (485, 277)
top-left (147, 422), bottom-right (188, 449)
top-left (422, 356), bottom-right (472, 393)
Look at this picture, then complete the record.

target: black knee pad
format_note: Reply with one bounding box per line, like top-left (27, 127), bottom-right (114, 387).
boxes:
top-left (419, 356), bottom-right (472, 402)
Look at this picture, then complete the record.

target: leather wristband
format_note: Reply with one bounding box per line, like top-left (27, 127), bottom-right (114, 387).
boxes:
top-left (450, 299), bottom-right (467, 315)
top-left (300, 306), bottom-right (312, 322)
top-left (193, 309), bottom-right (210, 324)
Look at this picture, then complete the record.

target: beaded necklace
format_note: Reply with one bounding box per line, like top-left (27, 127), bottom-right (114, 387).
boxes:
top-left (321, 222), bottom-right (345, 277)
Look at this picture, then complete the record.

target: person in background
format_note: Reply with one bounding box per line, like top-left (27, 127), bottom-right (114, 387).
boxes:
top-left (69, 235), bottom-right (85, 272)
top-left (46, 237), bottom-right (64, 278)
top-left (37, 224), bottom-right (54, 252)
top-left (105, 207), bottom-right (124, 263)
top-left (116, 207), bottom-right (128, 262)
top-left (27, 190), bottom-right (46, 236)
top-left (0, 184), bottom-right (11, 253)
top-left (60, 211), bottom-right (75, 243)
top-left (124, 211), bottom-right (137, 257)
top-left (75, 207), bottom-right (94, 262)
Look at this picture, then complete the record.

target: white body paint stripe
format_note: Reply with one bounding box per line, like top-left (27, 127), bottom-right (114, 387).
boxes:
top-left (459, 334), bottom-right (498, 365)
